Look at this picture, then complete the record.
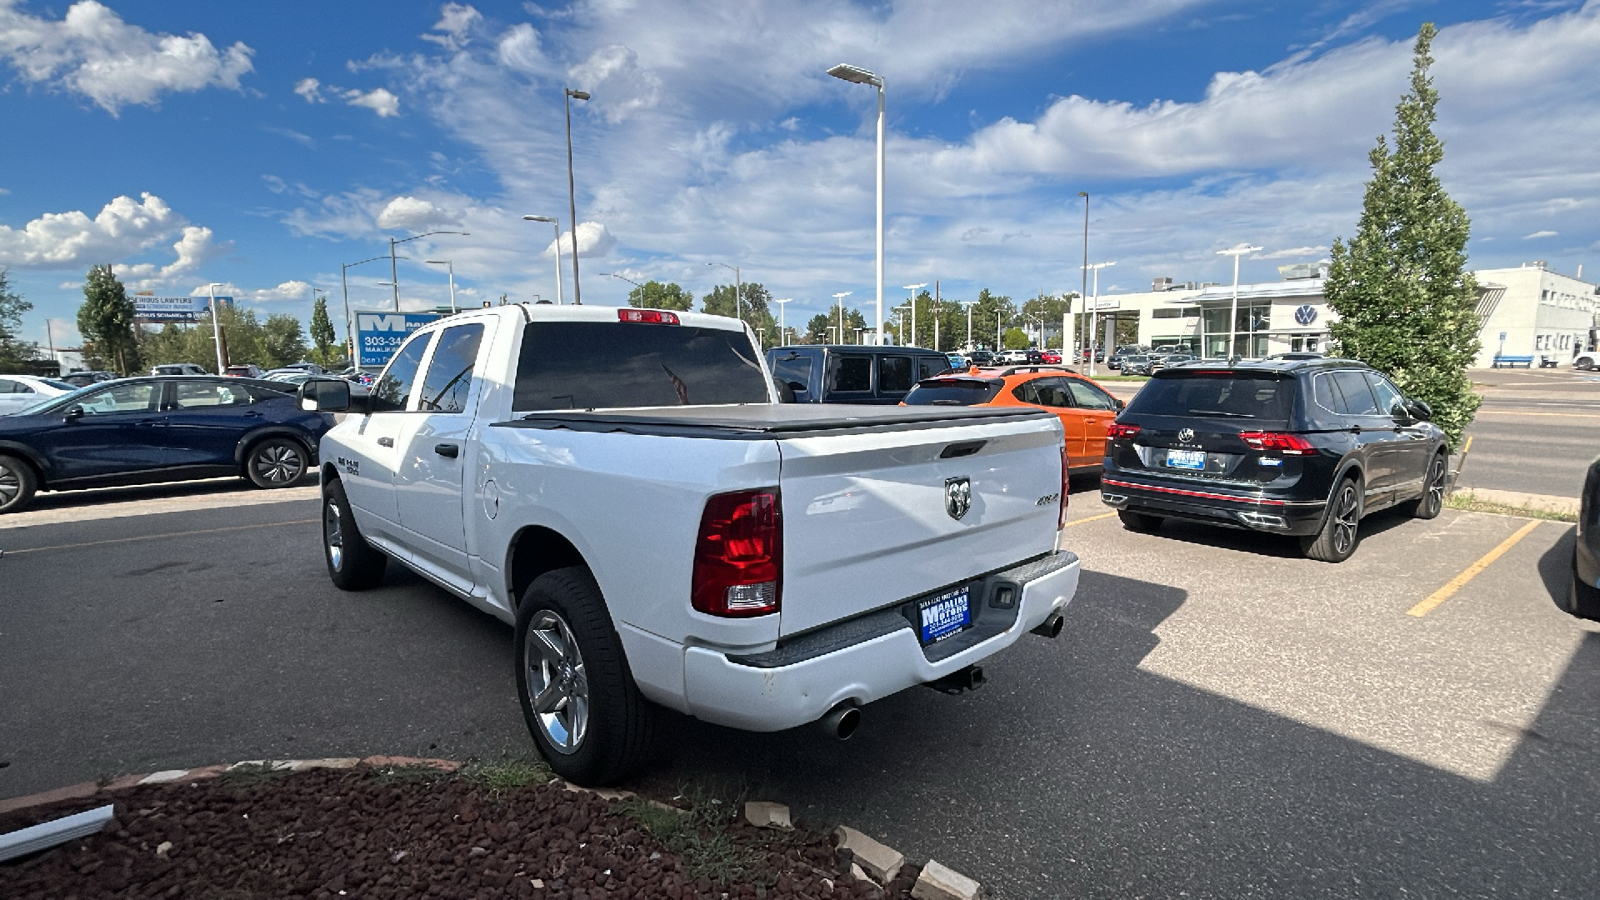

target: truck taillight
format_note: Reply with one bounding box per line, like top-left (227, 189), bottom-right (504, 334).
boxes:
top-left (692, 489), bottom-right (781, 617)
top-left (1060, 444), bottom-right (1071, 530)
top-left (618, 309), bottom-right (680, 325)
top-left (1239, 431), bottom-right (1315, 455)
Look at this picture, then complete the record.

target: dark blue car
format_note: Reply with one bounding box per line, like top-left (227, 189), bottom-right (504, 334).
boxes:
top-left (1570, 456), bottom-right (1600, 619)
top-left (0, 376), bottom-right (332, 514)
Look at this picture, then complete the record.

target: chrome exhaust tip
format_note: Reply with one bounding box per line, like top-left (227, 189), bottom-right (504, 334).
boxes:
top-left (819, 703), bottom-right (861, 741)
top-left (1030, 611), bottom-right (1065, 639)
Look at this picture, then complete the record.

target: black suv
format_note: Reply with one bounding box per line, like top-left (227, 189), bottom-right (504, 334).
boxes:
top-left (1099, 358), bottom-right (1449, 562)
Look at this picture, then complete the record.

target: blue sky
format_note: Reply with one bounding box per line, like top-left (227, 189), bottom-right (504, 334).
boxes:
top-left (2, 0), bottom-right (1597, 348)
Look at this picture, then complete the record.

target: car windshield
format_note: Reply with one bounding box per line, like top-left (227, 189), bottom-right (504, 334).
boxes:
top-left (903, 379), bottom-right (1003, 406)
top-left (1127, 372), bottom-right (1296, 421)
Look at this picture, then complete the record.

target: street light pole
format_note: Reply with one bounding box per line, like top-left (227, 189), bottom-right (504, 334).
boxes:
top-left (832, 291), bottom-right (852, 344)
top-left (828, 63), bottom-right (886, 345)
top-left (708, 262), bottom-right (742, 321)
top-left (1083, 261), bottom-right (1115, 376)
top-left (903, 283), bottom-right (926, 348)
top-left (206, 282), bottom-right (226, 373)
top-left (775, 299), bottom-right (791, 346)
top-left (522, 215), bottom-right (564, 305)
top-left (342, 253), bottom-right (390, 366)
top-left (963, 300), bottom-right (977, 350)
top-left (565, 87), bottom-right (591, 305)
top-left (387, 230), bottom-right (469, 311)
top-left (425, 260), bottom-right (458, 313)
top-left (1218, 243), bottom-right (1263, 358)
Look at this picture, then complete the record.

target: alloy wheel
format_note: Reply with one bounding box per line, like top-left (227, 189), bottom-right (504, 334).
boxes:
top-left (523, 611), bottom-right (589, 754)
top-left (1424, 456), bottom-right (1446, 515)
top-left (254, 444), bottom-right (304, 484)
top-left (1331, 484), bottom-right (1359, 555)
top-left (325, 497), bottom-right (345, 571)
top-left (0, 466), bottom-right (16, 504)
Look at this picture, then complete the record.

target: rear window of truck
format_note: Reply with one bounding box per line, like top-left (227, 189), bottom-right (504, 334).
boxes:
top-left (513, 321), bottom-right (769, 410)
top-left (1126, 372), bottom-right (1295, 420)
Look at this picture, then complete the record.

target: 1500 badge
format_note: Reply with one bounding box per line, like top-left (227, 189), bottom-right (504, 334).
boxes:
top-left (1036, 492), bottom-right (1060, 506)
top-left (337, 456), bottom-right (360, 477)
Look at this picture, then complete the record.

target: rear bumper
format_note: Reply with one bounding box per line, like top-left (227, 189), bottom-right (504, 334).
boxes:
top-left (678, 550), bottom-right (1081, 732)
top-left (1100, 475), bottom-right (1327, 536)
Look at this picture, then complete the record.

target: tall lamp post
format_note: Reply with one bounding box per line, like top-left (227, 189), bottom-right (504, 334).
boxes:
top-left (206, 282), bottom-right (226, 373)
top-left (828, 63), bottom-right (885, 345)
top-left (1218, 243), bottom-right (1262, 358)
top-left (342, 254), bottom-right (390, 366)
top-left (832, 291), bottom-right (852, 344)
top-left (388, 230), bottom-right (468, 310)
top-left (707, 262), bottom-right (742, 322)
top-left (521, 215), bottom-right (564, 305)
top-left (962, 300), bottom-right (977, 350)
top-left (903, 283), bottom-right (926, 348)
top-left (599, 272), bottom-right (643, 305)
top-left (775, 298), bottom-right (791, 346)
top-left (564, 87), bottom-right (591, 305)
top-left (425, 260), bottom-right (457, 313)
top-left (1083, 261), bottom-right (1115, 376)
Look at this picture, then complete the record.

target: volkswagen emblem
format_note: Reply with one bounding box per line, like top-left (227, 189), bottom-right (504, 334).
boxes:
top-left (1295, 304), bottom-right (1318, 325)
top-left (1177, 428), bottom-right (1196, 443)
top-left (944, 477), bottom-right (972, 520)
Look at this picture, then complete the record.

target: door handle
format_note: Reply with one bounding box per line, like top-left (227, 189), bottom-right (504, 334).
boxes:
top-left (434, 443), bottom-right (460, 458)
top-left (377, 437), bottom-right (394, 448)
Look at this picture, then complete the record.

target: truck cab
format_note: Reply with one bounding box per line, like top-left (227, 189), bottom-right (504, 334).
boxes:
top-left (766, 345), bottom-right (952, 404)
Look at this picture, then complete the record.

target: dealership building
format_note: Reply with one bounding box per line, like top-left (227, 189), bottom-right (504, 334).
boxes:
top-left (1074, 262), bottom-right (1599, 368)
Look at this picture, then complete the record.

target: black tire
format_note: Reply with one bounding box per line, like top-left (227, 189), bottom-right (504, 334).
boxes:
top-left (322, 478), bottom-right (387, 590)
top-left (245, 436), bottom-right (309, 488)
top-left (1302, 476), bottom-right (1363, 563)
top-left (0, 454), bottom-right (38, 514)
top-left (515, 566), bottom-right (656, 786)
top-left (1568, 556), bottom-right (1600, 621)
top-left (1118, 510), bottom-right (1164, 532)
top-left (1405, 452), bottom-right (1448, 520)
top-left (1576, 356), bottom-right (1595, 372)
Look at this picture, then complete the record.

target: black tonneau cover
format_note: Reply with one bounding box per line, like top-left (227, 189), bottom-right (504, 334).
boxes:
top-left (494, 403), bottom-right (1054, 439)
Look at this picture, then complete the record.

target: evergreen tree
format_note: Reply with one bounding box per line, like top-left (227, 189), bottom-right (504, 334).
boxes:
top-left (0, 267), bottom-right (37, 373)
top-left (310, 296), bottom-right (338, 367)
top-left (1324, 23), bottom-right (1481, 446)
top-left (77, 265), bottom-right (140, 376)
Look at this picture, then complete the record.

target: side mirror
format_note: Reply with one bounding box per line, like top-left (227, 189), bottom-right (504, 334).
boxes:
top-left (300, 378), bottom-right (351, 412)
top-left (1407, 399), bottom-right (1432, 421)
top-left (64, 405), bottom-right (85, 421)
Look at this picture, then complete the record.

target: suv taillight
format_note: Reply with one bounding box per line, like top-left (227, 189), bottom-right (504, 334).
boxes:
top-left (1107, 423), bottom-right (1142, 440)
top-left (692, 489), bottom-right (781, 617)
top-left (1239, 431), bottom-right (1315, 455)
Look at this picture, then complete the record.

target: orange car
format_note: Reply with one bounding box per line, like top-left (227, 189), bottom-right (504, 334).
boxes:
top-left (901, 365), bottom-right (1124, 472)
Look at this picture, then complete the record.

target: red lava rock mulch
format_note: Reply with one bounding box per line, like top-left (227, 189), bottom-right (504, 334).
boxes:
top-left (0, 764), bottom-right (922, 899)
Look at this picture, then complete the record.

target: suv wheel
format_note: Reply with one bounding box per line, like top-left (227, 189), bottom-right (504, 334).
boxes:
top-left (1302, 476), bottom-right (1363, 563)
top-left (1406, 452), bottom-right (1448, 520)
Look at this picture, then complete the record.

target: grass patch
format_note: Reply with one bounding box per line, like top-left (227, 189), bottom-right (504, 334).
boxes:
top-left (1446, 491), bottom-right (1577, 523)
top-left (219, 762), bottom-right (297, 791)
top-left (459, 755), bottom-right (553, 795)
top-left (617, 787), bottom-right (766, 887)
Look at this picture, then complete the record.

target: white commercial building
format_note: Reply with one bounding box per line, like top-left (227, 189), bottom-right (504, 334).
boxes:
top-left (1077, 262), bottom-right (1598, 368)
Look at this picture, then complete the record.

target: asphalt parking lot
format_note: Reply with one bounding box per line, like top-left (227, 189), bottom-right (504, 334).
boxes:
top-left (3, 459), bottom-right (1596, 897)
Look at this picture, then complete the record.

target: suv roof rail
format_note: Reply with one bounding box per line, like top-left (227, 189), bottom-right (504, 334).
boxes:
top-left (994, 364), bottom-right (1079, 377)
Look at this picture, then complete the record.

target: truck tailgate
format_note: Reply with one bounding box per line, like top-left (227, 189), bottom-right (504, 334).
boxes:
top-left (776, 412), bottom-right (1063, 636)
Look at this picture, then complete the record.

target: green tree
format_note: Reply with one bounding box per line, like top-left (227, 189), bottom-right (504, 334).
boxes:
top-left (0, 267), bottom-right (38, 373)
top-left (703, 281), bottom-right (779, 348)
top-left (804, 313), bottom-right (831, 344)
top-left (627, 281), bottom-right (694, 311)
top-left (310, 296), bottom-right (338, 367)
top-left (1002, 327), bottom-right (1031, 350)
top-left (1324, 23), bottom-right (1481, 447)
top-left (261, 314), bottom-right (309, 368)
top-left (77, 265), bottom-right (140, 375)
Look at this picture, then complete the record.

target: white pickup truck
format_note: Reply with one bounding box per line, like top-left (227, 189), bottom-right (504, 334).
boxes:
top-left (305, 304), bottom-right (1080, 784)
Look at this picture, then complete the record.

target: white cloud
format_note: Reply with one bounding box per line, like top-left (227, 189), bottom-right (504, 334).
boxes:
top-left (0, 0), bottom-right (253, 114)
top-left (569, 45), bottom-right (661, 123)
top-left (0, 192), bottom-right (184, 268)
top-left (344, 86), bottom-right (400, 117)
top-left (376, 195), bottom-right (455, 230)
top-left (538, 221), bottom-right (615, 259)
top-left (497, 22), bottom-right (547, 73)
top-left (424, 3), bottom-right (482, 51)
top-left (1257, 246), bottom-right (1326, 260)
top-left (113, 225), bottom-right (226, 292)
top-left (294, 77), bottom-right (324, 103)
top-left (1524, 230), bottom-right (1559, 239)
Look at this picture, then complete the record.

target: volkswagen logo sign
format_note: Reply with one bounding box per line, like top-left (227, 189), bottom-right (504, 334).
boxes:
top-left (944, 476), bottom-right (972, 520)
top-left (1177, 428), bottom-right (1196, 443)
top-left (1294, 304), bottom-right (1318, 326)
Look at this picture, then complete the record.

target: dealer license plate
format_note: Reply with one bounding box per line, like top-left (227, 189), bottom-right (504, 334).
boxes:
top-left (1166, 449), bottom-right (1206, 470)
top-left (918, 587), bottom-right (972, 645)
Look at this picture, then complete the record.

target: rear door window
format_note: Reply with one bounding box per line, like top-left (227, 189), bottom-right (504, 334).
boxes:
top-left (827, 355), bottom-right (873, 394)
top-left (877, 355), bottom-right (913, 393)
top-left (1127, 373), bottom-right (1295, 420)
top-left (916, 356), bottom-right (947, 381)
top-left (1330, 370), bottom-right (1380, 416)
top-left (771, 356), bottom-right (813, 395)
top-left (514, 321), bottom-right (768, 410)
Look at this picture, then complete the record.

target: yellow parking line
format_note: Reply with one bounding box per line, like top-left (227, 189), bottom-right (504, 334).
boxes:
top-left (1407, 520), bottom-right (1542, 618)
top-left (3, 519), bottom-right (319, 557)
top-left (1475, 410), bottom-right (1600, 419)
top-left (1064, 511), bottom-right (1117, 528)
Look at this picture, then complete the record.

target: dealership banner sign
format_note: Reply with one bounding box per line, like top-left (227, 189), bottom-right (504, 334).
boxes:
top-left (133, 295), bottom-right (233, 323)
top-left (355, 311), bottom-right (442, 367)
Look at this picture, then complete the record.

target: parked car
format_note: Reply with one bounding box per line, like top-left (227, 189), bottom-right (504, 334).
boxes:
top-left (0, 376), bottom-right (332, 513)
top-left (1100, 358), bottom-right (1449, 562)
top-left (967, 349), bottom-right (997, 367)
top-left (1569, 455), bottom-right (1600, 620)
top-left (945, 353), bottom-right (968, 371)
top-left (1107, 346), bottom-right (1148, 371)
top-left (278, 362), bottom-right (326, 375)
top-left (0, 375), bottom-right (77, 416)
top-left (1120, 354), bottom-right (1156, 376)
top-left (1152, 353), bottom-right (1198, 371)
top-left (151, 363), bottom-right (208, 376)
top-left (1040, 350), bottom-right (1063, 364)
top-left (223, 364), bottom-right (266, 378)
top-left (766, 345), bottom-right (952, 404)
top-left (59, 371), bottom-right (115, 387)
top-left (902, 365), bottom-right (1123, 474)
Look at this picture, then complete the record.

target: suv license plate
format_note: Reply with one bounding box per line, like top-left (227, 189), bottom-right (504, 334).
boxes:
top-left (918, 587), bottom-right (972, 645)
top-left (1166, 449), bottom-right (1206, 470)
